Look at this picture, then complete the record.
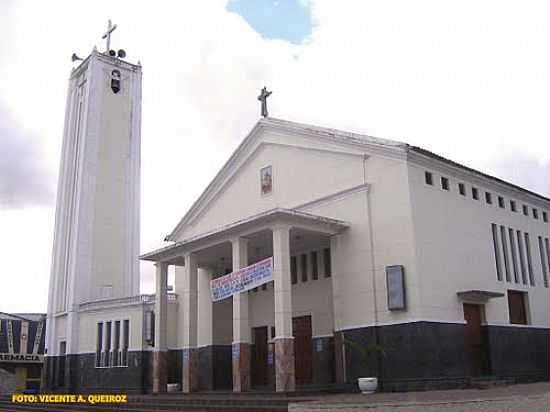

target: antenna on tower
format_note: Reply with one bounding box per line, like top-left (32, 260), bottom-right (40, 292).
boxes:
top-left (71, 53), bottom-right (83, 62)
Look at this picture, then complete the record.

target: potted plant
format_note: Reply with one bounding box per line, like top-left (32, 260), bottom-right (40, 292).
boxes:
top-left (344, 338), bottom-right (385, 394)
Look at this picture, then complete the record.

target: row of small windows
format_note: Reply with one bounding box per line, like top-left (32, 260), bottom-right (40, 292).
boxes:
top-left (291, 248), bottom-right (332, 285)
top-left (425, 171), bottom-right (548, 223)
top-left (249, 248), bottom-right (332, 293)
top-left (95, 319), bottom-right (130, 368)
top-left (491, 224), bottom-right (549, 288)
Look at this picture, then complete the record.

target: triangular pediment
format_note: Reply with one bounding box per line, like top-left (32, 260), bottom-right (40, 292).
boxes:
top-left (167, 118), bottom-right (407, 241)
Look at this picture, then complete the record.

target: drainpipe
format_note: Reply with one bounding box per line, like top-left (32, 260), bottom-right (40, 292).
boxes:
top-left (363, 154), bottom-right (383, 388)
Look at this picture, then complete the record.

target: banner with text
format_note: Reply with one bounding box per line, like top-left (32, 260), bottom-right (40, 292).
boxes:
top-left (210, 257), bottom-right (273, 302)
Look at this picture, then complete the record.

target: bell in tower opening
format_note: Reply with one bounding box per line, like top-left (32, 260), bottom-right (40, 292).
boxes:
top-left (111, 69), bottom-right (121, 94)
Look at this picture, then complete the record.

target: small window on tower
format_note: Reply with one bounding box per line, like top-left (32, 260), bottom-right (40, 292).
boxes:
top-left (110, 70), bottom-right (121, 94)
top-left (498, 196), bottom-right (505, 209)
top-left (533, 208), bottom-right (539, 220)
top-left (472, 187), bottom-right (479, 200)
top-left (441, 177), bottom-right (449, 191)
top-left (544, 211), bottom-right (548, 223)
top-left (485, 192), bottom-right (492, 204)
top-left (425, 171), bottom-right (433, 186)
top-left (458, 183), bottom-right (466, 196)
top-left (523, 205), bottom-right (529, 216)
top-left (510, 200), bottom-right (517, 212)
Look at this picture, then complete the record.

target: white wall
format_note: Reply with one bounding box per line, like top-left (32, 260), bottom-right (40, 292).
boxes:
top-left (408, 158), bottom-right (550, 326)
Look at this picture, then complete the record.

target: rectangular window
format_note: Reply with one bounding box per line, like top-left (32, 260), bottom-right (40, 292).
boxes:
top-left (523, 205), bottom-right (529, 216)
top-left (533, 208), bottom-right (539, 219)
top-left (113, 320), bottom-right (120, 367)
top-left (290, 256), bottom-right (297, 284)
top-left (508, 290), bottom-right (528, 325)
top-left (472, 187), bottom-right (479, 200)
top-left (104, 321), bottom-right (112, 367)
top-left (545, 238), bottom-right (550, 286)
top-left (96, 322), bottom-right (103, 367)
top-left (543, 211), bottom-right (548, 222)
top-left (510, 200), bottom-right (517, 212)
top-left (425, 171), bottom-right (433, 185)
top-left (491, 224), bottom-right (502, 281)
top-left (498, 196), bottom-right (505, 208)
top-left (525, 233), bottom-right (535, 286)
top-left (508, 228), bottom-right (519, 283)
top-left (323, 248), bottom-right (332, 278)
top-left (500, 225), bottom-right (511, 282)
top-left (441, 176), bottom-right (449, 190)
top-left (311, 251), bottom-right (318, 280)
top-left (517, 230), bottom-right (528, 285)
top-left (538, 236), bottom-right (549, 288)
top-left (122, 320), bottom-right (129, 366)
top-left (485, 192), bottom-right (492, 204)
top-left (300, 254), bottom-right (308, 282)
top-left (458, 183), bottom-right (466, 196)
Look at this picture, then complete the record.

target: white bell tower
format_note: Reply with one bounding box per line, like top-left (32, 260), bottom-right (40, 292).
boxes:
top-left (46, 33), bottom-right (142, 357)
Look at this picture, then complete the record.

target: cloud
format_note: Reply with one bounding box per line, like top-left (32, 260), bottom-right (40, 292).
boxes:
top-left (491, 154), bottom-right (550, 198)
top-left (0, 101), bottom-right (55, 208)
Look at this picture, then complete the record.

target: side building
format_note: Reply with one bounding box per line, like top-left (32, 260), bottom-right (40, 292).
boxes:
top-left (0, 313), bottom-right (46, 393)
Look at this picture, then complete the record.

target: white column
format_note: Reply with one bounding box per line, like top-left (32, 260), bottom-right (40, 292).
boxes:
top-left (232, 237), bottom-right (250, 344)
top-left (182, 253), bottom-right (198, 349)
top-left (153, 261), bottom-right (168, 393)
top-left (182, 252), bottom-right (199, 393)
top-left (198, 267), bottom-right (214, 390)
top-left (154, 262), bottom-right (168, 351)
top-left (272, 224), bottom-right (295, 392)
top-left (273, 225), bottom-right (293, 338)
top-left (232, 237), bottom-right (251, 392)
top-left (198, 267), bottom-right (213, 347)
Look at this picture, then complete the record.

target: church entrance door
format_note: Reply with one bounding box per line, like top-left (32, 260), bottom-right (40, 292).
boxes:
top-left (463, 304), bottom-right (490, 376)
top-left (252, 326), bottom-right (268, 387)
top-left (292, 316), bottom-right (313, 385)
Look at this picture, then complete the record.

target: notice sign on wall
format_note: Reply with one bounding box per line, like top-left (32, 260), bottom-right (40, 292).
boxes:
top-left (386, 265), bottom-right (406, 310)
top-left (211, 257), bottom-right (273, 302)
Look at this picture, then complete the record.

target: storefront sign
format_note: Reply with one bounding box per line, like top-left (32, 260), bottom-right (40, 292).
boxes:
top-left (211, 257), bottom-right (273, 302)
top-left (0, 353), bottom-right (44, 363)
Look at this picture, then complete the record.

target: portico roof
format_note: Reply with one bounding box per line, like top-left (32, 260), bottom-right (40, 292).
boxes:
top-left (140, 208), bottom-right (349, 263)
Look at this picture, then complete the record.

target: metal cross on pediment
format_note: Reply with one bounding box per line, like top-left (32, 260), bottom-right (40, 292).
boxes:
top-left (257, 87), bottom-right (272, 118)
top-left (102, 19), bottom-right (117, 52)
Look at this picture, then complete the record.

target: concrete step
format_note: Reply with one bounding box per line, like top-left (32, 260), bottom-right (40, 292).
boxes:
top-left (470, 377), bottom-right (515, 390)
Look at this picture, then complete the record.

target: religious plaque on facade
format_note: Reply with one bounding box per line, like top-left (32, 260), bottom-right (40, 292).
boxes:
top-left (386, 265), bottom-right (406, 310)
top-left (260, 166), bottom-right (273, 195)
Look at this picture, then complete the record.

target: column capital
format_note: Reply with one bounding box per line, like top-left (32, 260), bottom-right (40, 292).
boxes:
top-left (231, 236), bottom-right (250, 245)
top-left (154, 261), bottom-right (168, 269)
top-left (271, 223), bottom-right (292, 232)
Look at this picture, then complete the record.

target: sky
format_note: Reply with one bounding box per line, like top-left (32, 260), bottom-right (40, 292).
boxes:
top-left (1, 0), bottom-right (550, 313)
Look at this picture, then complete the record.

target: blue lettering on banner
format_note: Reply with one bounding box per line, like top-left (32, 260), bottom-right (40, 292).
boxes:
top-left (210, 257), bottom-right (273, 302)
top-left (232, 344), bottom-right (240, 359)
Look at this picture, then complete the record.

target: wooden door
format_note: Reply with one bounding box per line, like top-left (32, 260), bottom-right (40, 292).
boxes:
top-left (252, 326), bottom-right (268, 387)
top-left (463, 304), bottom-right (489, 376)
top-left (292, 316), bottom-right (313, 385)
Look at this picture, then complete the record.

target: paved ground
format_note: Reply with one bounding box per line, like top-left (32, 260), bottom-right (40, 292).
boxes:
top-left (289, 383), bottom-right (550, 411)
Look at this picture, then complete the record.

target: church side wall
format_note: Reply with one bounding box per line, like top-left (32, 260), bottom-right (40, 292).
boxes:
top-left (407, 158), bottom-right (550, 382)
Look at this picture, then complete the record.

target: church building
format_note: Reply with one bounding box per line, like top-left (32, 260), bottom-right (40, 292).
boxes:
top-left (44, 26), bottom-right (550, 394)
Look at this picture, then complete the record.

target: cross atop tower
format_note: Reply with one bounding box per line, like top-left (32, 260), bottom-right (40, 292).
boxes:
top-left (102, 19), bottom-right (117, 53)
